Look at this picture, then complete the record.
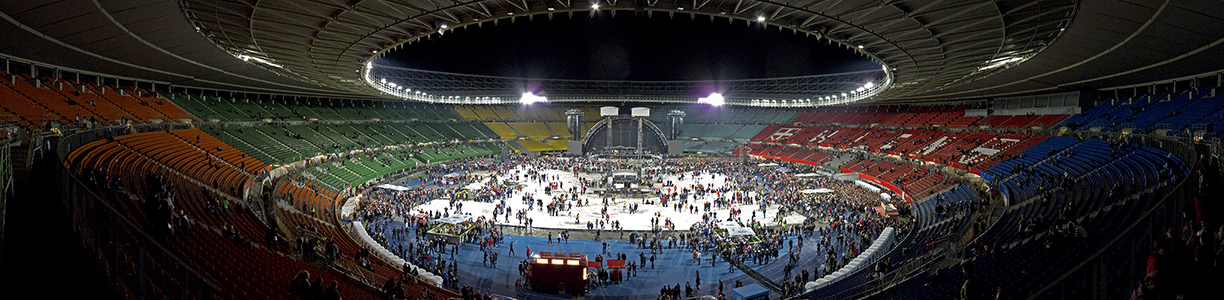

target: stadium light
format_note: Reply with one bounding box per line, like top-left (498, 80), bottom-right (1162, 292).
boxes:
top-left (591, 3), bottom-right (600, 10)
top-left (698, 93), bottom-right (725, 106)
top-left (979, 56), bottom-right (1024, 71)
top-left (520, 92), bottom-right (547, 105)
top-left (865, 82), bottom-right (875, 88)
top-left (757, 16), bottom-right (766, 22)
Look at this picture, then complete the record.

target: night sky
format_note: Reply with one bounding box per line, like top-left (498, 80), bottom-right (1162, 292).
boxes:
top-left (380, 12), bottom-right (878, 81)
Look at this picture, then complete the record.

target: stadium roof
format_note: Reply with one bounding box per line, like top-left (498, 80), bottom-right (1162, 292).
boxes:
top-left (2, 0), bottom-right (1222, 104)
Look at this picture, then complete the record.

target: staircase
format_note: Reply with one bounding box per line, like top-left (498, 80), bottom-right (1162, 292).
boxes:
top-left (252, 128), bottom-right (304, 159)
top-left (1, 143), bottom-right (12, 265)
top-left (383, 125), bottom-right (416, 143)
top-left (9, 139), bottom-right (39, 189)
top-left (726, 255), bottom-right (784, 294)
top-left (93, 86), bottom-right (156, 122)
top-left (218, 130), bottom-right (274, 161)
top-left (184, 95), bottom-right (225, 121)
top-left (507, 140), bottom-right (537, 157)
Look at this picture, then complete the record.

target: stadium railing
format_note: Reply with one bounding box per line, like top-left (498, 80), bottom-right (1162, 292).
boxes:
top-left (55, 123), bottom-right (220, 299)
top-left (1023, 132), bottom-right (1196, 299)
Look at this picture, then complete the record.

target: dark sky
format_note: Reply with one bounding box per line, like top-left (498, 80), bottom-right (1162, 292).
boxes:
top-left (380, 12), bottom-right (879, 81)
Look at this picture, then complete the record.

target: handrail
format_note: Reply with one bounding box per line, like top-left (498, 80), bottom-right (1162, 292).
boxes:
top-left (1026, 135), bottom-right (1197, 299)
top-left (59, 160), bottom-right (224, 293)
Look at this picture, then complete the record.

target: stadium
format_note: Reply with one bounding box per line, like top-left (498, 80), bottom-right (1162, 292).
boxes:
top-left (0, 0), bottom-right (1221, 299)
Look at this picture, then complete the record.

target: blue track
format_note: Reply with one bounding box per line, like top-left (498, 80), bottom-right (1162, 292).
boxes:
top-left (370, 220), bottom-right (865, 299)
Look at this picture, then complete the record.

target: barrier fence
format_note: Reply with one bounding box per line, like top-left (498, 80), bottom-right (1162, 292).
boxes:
top-left (54, 124), bottom-right (219, 299)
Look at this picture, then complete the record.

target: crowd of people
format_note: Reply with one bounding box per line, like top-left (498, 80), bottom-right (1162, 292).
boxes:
top-left (1133, 155), bottom-right (1224, 300)
top-left (347, 154), bottom-right (916, 299)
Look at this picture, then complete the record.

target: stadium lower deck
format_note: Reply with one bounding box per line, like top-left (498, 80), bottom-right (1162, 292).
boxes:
top-left (3, 82), bottom-right (1212, 300)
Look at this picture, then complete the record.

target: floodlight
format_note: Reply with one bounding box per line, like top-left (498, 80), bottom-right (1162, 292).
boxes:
top-left (592, 3), bottom-right (600, 9)
top-left (757, 16), bottom-right (766, 22)
top-left (697, 93), bottom-right (725, 106)
top-left (865, 82), bottom-right (875, 88)
top-left (520, 92), bottom-right (547, 105)
top-left (857, 45), bottom-right (864, 48)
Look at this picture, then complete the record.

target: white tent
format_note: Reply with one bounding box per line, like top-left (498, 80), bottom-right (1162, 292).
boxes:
top-left (435, 214), bottom-right (471, 224)
top-left (800, 188), bottom-right (835, 194)
top-left (718, 220), bottom-right (742, 228)
top-left (854, 180), bottom-right (882, 192)
top-left (376, 184), bottom-right (411, 191)
top-left (726, 227), bottom-right (756, 236)
top-left (757, 163), bottom-right (779, 167)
